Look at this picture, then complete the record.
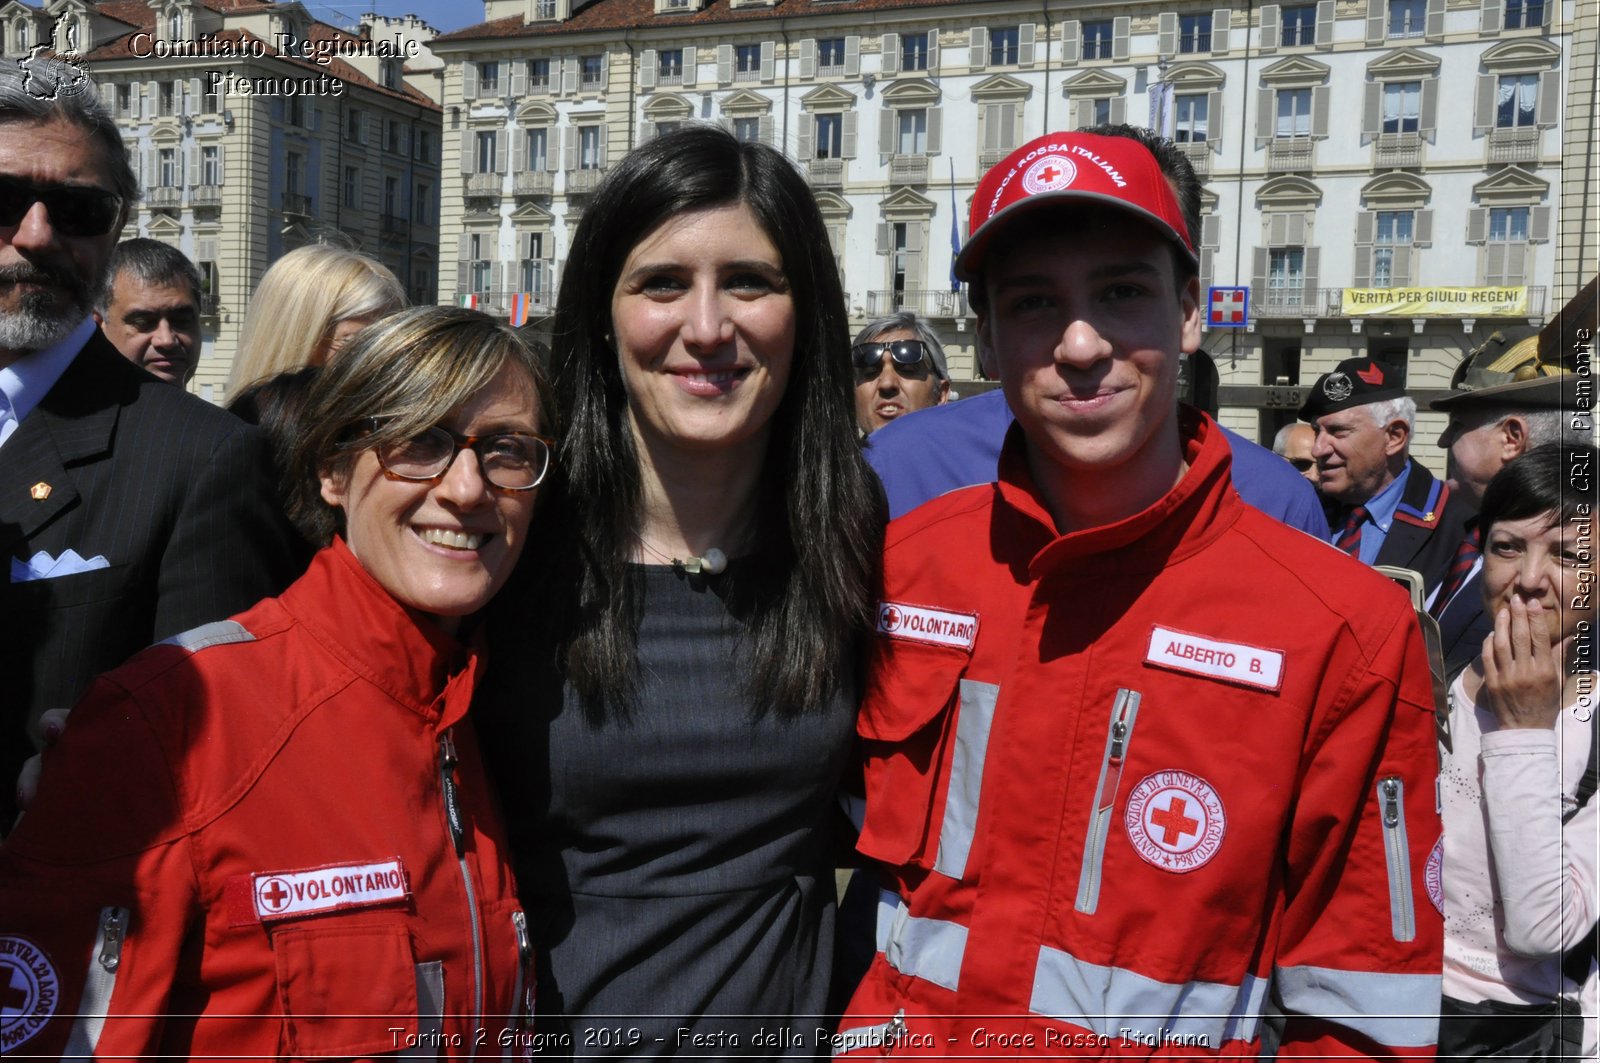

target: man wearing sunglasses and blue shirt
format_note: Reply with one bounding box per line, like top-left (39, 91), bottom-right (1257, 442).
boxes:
top-left (852, 313), bottom-right (952, 436)
top-left (0, 57), bottom-right (297, 829)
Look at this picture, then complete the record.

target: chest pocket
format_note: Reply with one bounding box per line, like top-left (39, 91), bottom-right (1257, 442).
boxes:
top-left (857, 639), bottom-right (997, 880)
top-left (273, 920), bottom-right (424, 1059)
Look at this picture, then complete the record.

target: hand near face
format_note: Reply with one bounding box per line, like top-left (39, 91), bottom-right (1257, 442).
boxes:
top-left (1482, 596), bottom-right (1563, 730)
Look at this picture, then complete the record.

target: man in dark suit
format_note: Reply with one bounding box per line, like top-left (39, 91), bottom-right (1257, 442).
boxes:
top-left (0, 57), bottom-right (297, 825)
top-left (1300, 356), bottom-right (1474, 599)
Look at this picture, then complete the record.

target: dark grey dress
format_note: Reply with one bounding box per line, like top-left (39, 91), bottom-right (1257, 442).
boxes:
top-left (482, 563), bottom-right (855, 1057)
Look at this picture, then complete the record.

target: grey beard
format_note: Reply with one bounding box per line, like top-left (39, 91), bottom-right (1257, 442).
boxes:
top-left (0, 288), bottom-right (90, 353)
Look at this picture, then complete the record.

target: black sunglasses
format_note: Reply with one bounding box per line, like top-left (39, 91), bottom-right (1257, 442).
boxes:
top-left (852, 340), bottom-right (936, 381)
top-left (0, 175), bottom-right (124, 237)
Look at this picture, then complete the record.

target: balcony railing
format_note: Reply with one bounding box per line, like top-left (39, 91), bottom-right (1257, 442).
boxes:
top-left (145, 185), bottom-right (182, 207)
top-left (866, 288), bottom-right (969, 318)
top-left (979, 149), bottom-right (1011, 171)
top-left (465, 172), bottom-right (502, 195)
top-left (1178, 140), bottom-right (1211, 177)
top-left (454, 283), bottom-right (558, 316)
top-left (1487, 126), bottom-right (1539, 165)
top-left (566, 167), bottom-right (607, 194)
top-left (281, 192), bottom-right (312, 217)
top-left (1250, 285), bottom-right (1337, 318)
top-left (808, 157), bottom-right (845, 187)
top-left (513, 171), bottom-right (554, 196)
top-left (1266, 138), bottom-right (1314, 172)
top-left (189, 184), bottom-right (222, 207)
top-left (1373, 132), bottom-right (1423, 169)
top-left (199, 293), bottom-right (219, 316)
top-left (380, 213), bottom-right (409, 238)
top-left (888, 155), bottom-right (929, 185)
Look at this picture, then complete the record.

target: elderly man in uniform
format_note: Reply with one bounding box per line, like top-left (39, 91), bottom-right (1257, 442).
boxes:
top-left (0, 58), bottom-right (295, 826)
top-left (836, 129), bottom-right (1441, 1059)
top-left (1300, 356), bottom-right (1474, 598)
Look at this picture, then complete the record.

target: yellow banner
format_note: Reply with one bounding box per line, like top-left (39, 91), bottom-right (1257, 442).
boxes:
top-left (1341, 286), bottom-right (1530, 317)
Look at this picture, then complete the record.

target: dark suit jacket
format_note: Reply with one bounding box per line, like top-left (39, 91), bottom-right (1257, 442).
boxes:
top-left (1436, 568), bottom-right (1490, 679)
top-left (0, 331), bottom-right (299, 823)
top-left (1371, 456), bottom-right (1476, 600)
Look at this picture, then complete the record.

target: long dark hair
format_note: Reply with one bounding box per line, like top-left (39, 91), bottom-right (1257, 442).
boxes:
top-left (532, 124), bottom-right (879, 719)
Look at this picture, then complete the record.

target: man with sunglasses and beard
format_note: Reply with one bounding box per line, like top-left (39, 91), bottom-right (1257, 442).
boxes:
top-left (852, 313), bottom-right (952, 435)
top-left (0, 57), bottom-right (296, 829)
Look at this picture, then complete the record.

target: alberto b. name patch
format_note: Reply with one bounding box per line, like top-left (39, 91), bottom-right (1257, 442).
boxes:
top-left (1145, 625), bottom-right (1285, 692)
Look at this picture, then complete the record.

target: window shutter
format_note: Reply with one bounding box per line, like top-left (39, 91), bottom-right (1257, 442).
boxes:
top-left (142, 147), bottom-right (154, 189)
top-left (799, 38), bottom-right (816, 78)
top-left (1312, 85), bottom-right (1330, 137)
top-left (759, 116), bottom-right (773, 145)
top-left (186, 144), bottom-right (197, 185)
top-left (1390, 244), bottom-right (1412, 285)
top-left (842, 111), bottom-right (858, 157)
top-left (463, 62), bottom-right (478, 100)
top-left (1209, 91), bottom-right (1224, 151)
top-left (189, 76), bottom-right (202, 112)
top-left (879, 108), bottom-right (895, 154)
top-left (1110, 96), bottom-right (1127, 124)
top-left (844, 36), bottom-right (860, 76)
top-left (1202, 214), bottom-right (1220, 248)
top-left (512, 129), bottom-right (526, 172)
top-left (146, 81), bottom-right (158, 117)
top-left (1213, 9), bottom-right (1231, 53)
top-left (1020, 23), bottom-right (1037, 65)
top-left (978, 103), bottom-right (993, 151)
top-left (641, 49), bottom-right (657, 89)
top-left (1257, 88), bottom-right (1275, 141)
top-left (510, 63), bottom-right (527, 97)
top-left (1158, 12), bottom-right (1177, 56)
top-left (1473, 74), bottom-right (1495, 132)
top-left (597, 130), bottom-right (608, 167)
top-left (1269, 213), bottom-right (1288, 245)
top-left (1011, 102), bottom-right (1025, 146)
top-left (1356, 212), bottom-right (1375, 246)
top-left (797, 117), bottom-right (814, 160)
top-left (683, 46), bottom-right (697, 88)
top-left (1251, 247), bottom-right (1269, 292)
top-left (1365, 0), bottom-right (1384, 45)
top-left (642, 119), bottom-right (657, 142)
top-left (563, 127), bottom-right (576, 170)
top-left (1315, 0), bottom-right (1335, 46)
top-left (1539, 0), bottom-right (1552, 26)
top-left (882, 33), bottom-right (900, 74)
top-left (1536, 71), bottom-right (1558, 126)
top-left (876, 222), bottom-right (892, 253)
top-left (1112, 17), bottom-right (1130, 61)
top-left (927, 106), bottom-right (942, 153)
top-left (1075, 98), bottom-right (1094, 129)
top-left (545, 131), bottom-right (560, 171)
top-left (760, 41), bottom-right (775, 81)
top-left (1200, 248), bottom-right (1215, 288)
top-left (1484, 241), bottom-right (1507, 282)
top-left (969, 27), bottom-right (988, 71)
top-left (1465, 208), bottom-right (1486, 243)
top-left (1414, 210), bottom-right (1432, 246)
top-left (1259, 5), bottom-right (1281, 53)
top-left (306, 100), bottom-right (317, 132)
top-left (906, 222), bottom-right (924, 253)
top-left (1353, 244), bottom-right (1373, 287)
top-left (717, 44), bottom-right (733, 84)
top-left (490, 261), bottom-right (503, 300)
top-left (495, 131), bottom-right (508, 173)
top-left (561, 58), bottom-right (578, 95)
top-left (362, 112), bottom-right (372, 145)
top-left (1530, 205), bottom-right (1550, 241)
top-left (1287, 212), bottom-right (1307, 245)
top-left (928, 31), bottom-right (940, 70)
top-left (457, 234), bottom-right (471, 285)
top-left (1425, 0), bottom-right (1445, 39)
top-left (1479, 0), bottom-right (1501, 32)
top-left (217, 145), bottom-right (225, 184)
top-left (1362, 82), bottom-right (1381, 136)
top-left (1061, 21), bottom-right (1081, 63)
top-left (1303, 246), bottom-right (1320, 293)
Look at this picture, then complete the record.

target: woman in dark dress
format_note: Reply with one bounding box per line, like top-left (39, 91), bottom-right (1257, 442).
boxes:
top-left (480, 127), bottom-right (881, 1055)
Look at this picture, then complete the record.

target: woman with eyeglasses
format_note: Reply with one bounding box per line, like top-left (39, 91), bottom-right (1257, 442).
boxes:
top-left (0, 307), bottom-right (548, 1058)
top-left (1438, 442), bottom-right (1598, 1059)
top-left (478, 126), bottom-right (880, 1053)
top-left (850, 312), bottom-right (951, 435)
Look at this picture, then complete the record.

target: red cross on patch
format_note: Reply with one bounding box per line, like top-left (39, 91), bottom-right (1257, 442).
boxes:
top-left (1208, 287), bottom-right (1248, 327)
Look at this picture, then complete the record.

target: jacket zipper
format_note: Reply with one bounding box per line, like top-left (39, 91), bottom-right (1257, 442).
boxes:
top-left (439, 729), bottom-right (484, 1059)
top-left (1076, 689), bottom-right (1142, 914)
top-left (1378, 775), bottom-right (1416, 942)
top-left (62, 906), bottom-right (128, 1060)
top-left (505, 910), bottom-right (533, 1060)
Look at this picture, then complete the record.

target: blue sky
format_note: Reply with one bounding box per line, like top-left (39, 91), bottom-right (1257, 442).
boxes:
top-left (303, 0), bottom-right (484, 34)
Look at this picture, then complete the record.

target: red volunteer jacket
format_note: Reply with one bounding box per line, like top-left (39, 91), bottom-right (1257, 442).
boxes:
top-left (839, 411), bottom-right (1442, 1059)
top-left (0, 539), bottom-right (531, 1060)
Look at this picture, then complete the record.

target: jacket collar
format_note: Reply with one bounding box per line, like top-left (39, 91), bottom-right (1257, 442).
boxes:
top-left (994, 405), bottom-right (1241, 579)
top-left (281, 537), bottom-right (480, 727)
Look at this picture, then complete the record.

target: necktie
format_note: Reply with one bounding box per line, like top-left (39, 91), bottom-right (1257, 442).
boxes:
top-left (1430, 523), bottom-right (1482, 618)
top-left (1335, 505), bottom-right (1369, 558)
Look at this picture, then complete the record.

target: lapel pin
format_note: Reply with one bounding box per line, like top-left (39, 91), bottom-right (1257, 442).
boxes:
top-left (29, 482), bottom-right (51, 500)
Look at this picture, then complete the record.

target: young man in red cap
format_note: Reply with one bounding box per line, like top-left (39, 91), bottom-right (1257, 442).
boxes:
top-left (836, 131), bottom-right (1443, 1058)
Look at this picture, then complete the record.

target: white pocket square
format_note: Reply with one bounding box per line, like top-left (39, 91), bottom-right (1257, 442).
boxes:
top-left (10, 549), bottom-right (111, 583)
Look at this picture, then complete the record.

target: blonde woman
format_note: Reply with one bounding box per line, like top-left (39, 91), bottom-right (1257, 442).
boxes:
top-left (227, 245), bottom-right (405, 394)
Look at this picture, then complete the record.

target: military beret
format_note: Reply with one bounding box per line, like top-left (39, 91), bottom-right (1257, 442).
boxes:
top-left (1299, 357), bottom-right (1408, 421)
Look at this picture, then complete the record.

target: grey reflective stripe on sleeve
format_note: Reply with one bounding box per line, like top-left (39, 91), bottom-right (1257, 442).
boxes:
top-left (401, 960), bottom-right (445, 1060)
top-left (62, 906), bottom-right (127, 1061)
top-left (1030, 944), bottom-right (1269, 1046)
top-left (1273, 963), bottom-right (1441, 1048)
top-left (874, 887), bottom-right (899, 954)
top-left (156, 619), bottom-right (255, 653)
top-left (882, 898), bottom-right (968, 992)
top-left (932, 679), bottom-right (1000, 880)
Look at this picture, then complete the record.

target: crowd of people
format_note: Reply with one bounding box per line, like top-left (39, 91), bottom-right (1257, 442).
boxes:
top-left (0, 53), bottom-right (1594, 1060)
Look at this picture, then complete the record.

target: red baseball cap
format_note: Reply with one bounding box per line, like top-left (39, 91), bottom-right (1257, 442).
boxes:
top-left (954, 131), bottom-right (1198, 284)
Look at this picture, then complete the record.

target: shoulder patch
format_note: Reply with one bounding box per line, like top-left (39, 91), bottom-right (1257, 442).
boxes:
top-left (158, 619), bottom-right (255, 653)
top-left (0, 935), bottom-right (60, 1050)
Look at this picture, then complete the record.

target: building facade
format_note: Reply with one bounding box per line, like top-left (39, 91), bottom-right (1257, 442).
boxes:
top-left (431, 0), bottom-right (1584, 463)
top-left (0, 0), bottom-right (444, 402)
